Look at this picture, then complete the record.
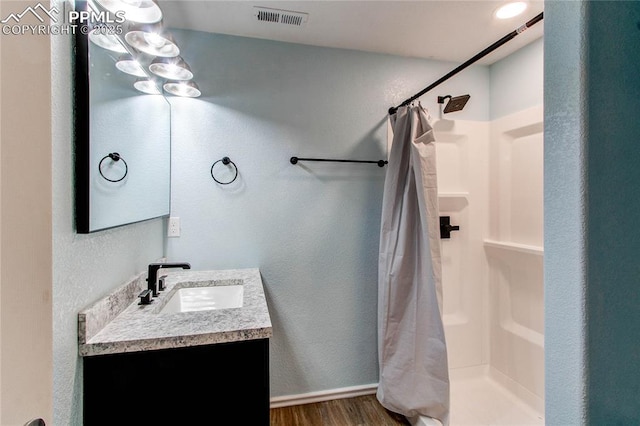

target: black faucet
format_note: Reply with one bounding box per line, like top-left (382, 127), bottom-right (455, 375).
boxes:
top-left (147, 262), bottom-right (191, 297)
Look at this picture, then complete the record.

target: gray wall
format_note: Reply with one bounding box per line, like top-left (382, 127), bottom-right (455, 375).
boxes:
top-left (51, 18), bottom-right (165, 426)
top-left (166, 30), bottom-right (490, 397)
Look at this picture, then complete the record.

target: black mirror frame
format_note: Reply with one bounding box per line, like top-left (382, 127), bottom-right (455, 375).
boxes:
top-left (73, 10), bottom-right (91, 234)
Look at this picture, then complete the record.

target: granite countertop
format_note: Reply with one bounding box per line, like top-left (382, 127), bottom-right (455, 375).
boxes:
top-left (78, 268), bottom-right (272, 357)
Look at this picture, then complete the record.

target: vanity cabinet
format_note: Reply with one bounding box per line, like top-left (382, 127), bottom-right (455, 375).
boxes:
top-left (79, 269), bottom-right (272, 425)
top-left (83, 338), bottom-right (269, 425)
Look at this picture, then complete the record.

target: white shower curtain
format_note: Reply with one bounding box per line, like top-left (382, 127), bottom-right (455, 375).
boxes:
top-left (377, 104), bottom-right (450, 425)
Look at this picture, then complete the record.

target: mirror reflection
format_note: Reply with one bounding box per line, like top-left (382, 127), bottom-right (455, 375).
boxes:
top-left (86, 40), bottom-right (171, 232)
top-left (75, 0), bottom-right (200, 233)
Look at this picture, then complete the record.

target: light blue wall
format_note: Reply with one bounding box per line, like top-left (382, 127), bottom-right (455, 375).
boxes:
top-left (166, 30), bottom-right (490, 396)
top-left (490, 38), bottom-right (544, 119)
top-left (51, 19), bottom-right (165, 426)
top-left (544, 1), bottom-right (588, 423)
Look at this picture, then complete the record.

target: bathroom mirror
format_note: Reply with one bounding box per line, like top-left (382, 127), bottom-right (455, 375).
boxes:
top-left (74, 2), bottom-right (171, 233)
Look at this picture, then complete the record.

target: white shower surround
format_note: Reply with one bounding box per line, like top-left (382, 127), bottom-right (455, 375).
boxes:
top-left (412, 106), bottom-right (544, 425)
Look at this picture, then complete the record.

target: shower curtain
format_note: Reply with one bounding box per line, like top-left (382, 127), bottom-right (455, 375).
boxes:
top-left (377, 104), bottom-right (450, 425)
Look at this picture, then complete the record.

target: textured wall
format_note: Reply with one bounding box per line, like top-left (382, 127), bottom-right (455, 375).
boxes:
top-left (546, 1), bottom-right (640, 423)
top-left (544, 1), bottom-right (588, 424)
top-left (490, 38), bottom-right (543, 120)
top-left (51, 13), bottom-right (165, 426)
top-left (166, 30), bottom-right (490, 397)
top-left (584, 1), bottom-right (640, 423)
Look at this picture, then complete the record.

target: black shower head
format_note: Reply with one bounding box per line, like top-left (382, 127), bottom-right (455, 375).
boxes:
top-left (438, 94), bottom-right (471, 113)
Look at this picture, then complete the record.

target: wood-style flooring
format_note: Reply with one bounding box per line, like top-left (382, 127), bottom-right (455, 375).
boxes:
top-left (270, 395), bottom-right (411, 426)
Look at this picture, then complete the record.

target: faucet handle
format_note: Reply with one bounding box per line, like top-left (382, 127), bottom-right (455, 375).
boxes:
top-left (158, 275), bottom-right (167, 292)
top-left (138, 289), bottom-right (153, 305)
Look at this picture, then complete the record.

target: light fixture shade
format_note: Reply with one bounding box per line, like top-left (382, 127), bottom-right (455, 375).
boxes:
top-left (125, 27), bottom-right (180, 57)
top-left (495, 1), bottom-right (528, 19)
top-left (164, 80), bottom-right (201, 98)
top-left (149, 57), bottom-right (194, 80)
top-left (134, 78), bottom-right (162, 94)
top-left (115, 54), bottom-right (147, 77)
top-left (93, 0), bottom-right (163, 24)
top-left (88, 30), bottom-right (128, 53)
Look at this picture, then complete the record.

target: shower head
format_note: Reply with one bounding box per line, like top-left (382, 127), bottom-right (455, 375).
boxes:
top-left (438, 94), bottom-right (471, 113)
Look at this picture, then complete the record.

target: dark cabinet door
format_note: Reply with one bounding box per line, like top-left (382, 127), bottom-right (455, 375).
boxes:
top-left (83, 339), bottom-right (270, 425)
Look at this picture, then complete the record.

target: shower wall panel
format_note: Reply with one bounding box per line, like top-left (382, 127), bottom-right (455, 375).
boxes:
top-left (433, 120), bottom-right (490, 370)
top-left (486, 105), bottom-right (544, 412)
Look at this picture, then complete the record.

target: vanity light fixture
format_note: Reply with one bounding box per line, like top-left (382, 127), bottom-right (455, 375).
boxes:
top-left (88, 30), bottom-right (128, 53)
top-left (163, 80), bottom-right (201, 98)
top-left (83, 0), bottom-right (201, 96)
top-left (149, 57), bottom-right (194, 80)
top-left (86, 0), bottom-right (128, 52)
top-left (92, 0), bottom-right (163, 24)
top-left (133, 77), bottom-right (162, 95)
top-left (115, 53), bottom-right (148, 77)
top-left (494, 1), bottom-right (528, 19)
top-left (125, 26), bottom-right (180, 57)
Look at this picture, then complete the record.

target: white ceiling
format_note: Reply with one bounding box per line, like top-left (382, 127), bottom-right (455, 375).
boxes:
top-left (159, 0), bottom-right (544, 65)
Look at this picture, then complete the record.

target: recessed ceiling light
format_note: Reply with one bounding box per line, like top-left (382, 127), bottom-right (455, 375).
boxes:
top-left (164, 80), bottom-right (201, 98)
top-left (495, 1), bottom-right (528, 19)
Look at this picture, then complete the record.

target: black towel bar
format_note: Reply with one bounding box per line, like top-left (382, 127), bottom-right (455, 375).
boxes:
top-left (290, 156), bottom-right (388, 167)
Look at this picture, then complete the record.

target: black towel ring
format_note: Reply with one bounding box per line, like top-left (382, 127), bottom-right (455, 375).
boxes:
top-left (210, 156), bottom-right (238, 185)
top-left (99, 152), bottom-right (128, 183)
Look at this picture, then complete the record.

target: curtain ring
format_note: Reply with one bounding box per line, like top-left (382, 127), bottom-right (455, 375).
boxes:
top-left (99, 152), bottom-right (128, 183)
top-left (210, 156), bottom-right (238, 185)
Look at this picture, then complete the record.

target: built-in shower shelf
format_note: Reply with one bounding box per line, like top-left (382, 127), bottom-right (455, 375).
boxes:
top-left (438, 192), bottom-right (468, 212)
top-left (483, 239), bottom-right (544, 256)
top-left (438, 192), bottom-right (469, 199)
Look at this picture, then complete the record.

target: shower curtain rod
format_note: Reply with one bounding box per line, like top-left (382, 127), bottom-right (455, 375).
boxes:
top-left (388, 12), bottom-right (543, 115)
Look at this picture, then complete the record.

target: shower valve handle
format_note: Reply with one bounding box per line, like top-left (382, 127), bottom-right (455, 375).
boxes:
top-left (440, 216), bottom-right (460, 239)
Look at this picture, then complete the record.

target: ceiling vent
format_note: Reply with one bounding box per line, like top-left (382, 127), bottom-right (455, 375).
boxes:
top-left (253, 6), bottom-right (308, 27)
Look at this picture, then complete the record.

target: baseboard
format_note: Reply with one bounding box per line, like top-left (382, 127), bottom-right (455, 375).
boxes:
top-left (270, 383), bottom-right (379, 408)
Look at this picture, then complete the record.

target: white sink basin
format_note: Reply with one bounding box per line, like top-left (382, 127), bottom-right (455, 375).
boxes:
top-left (159, 285), bottom-right (244, 314)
